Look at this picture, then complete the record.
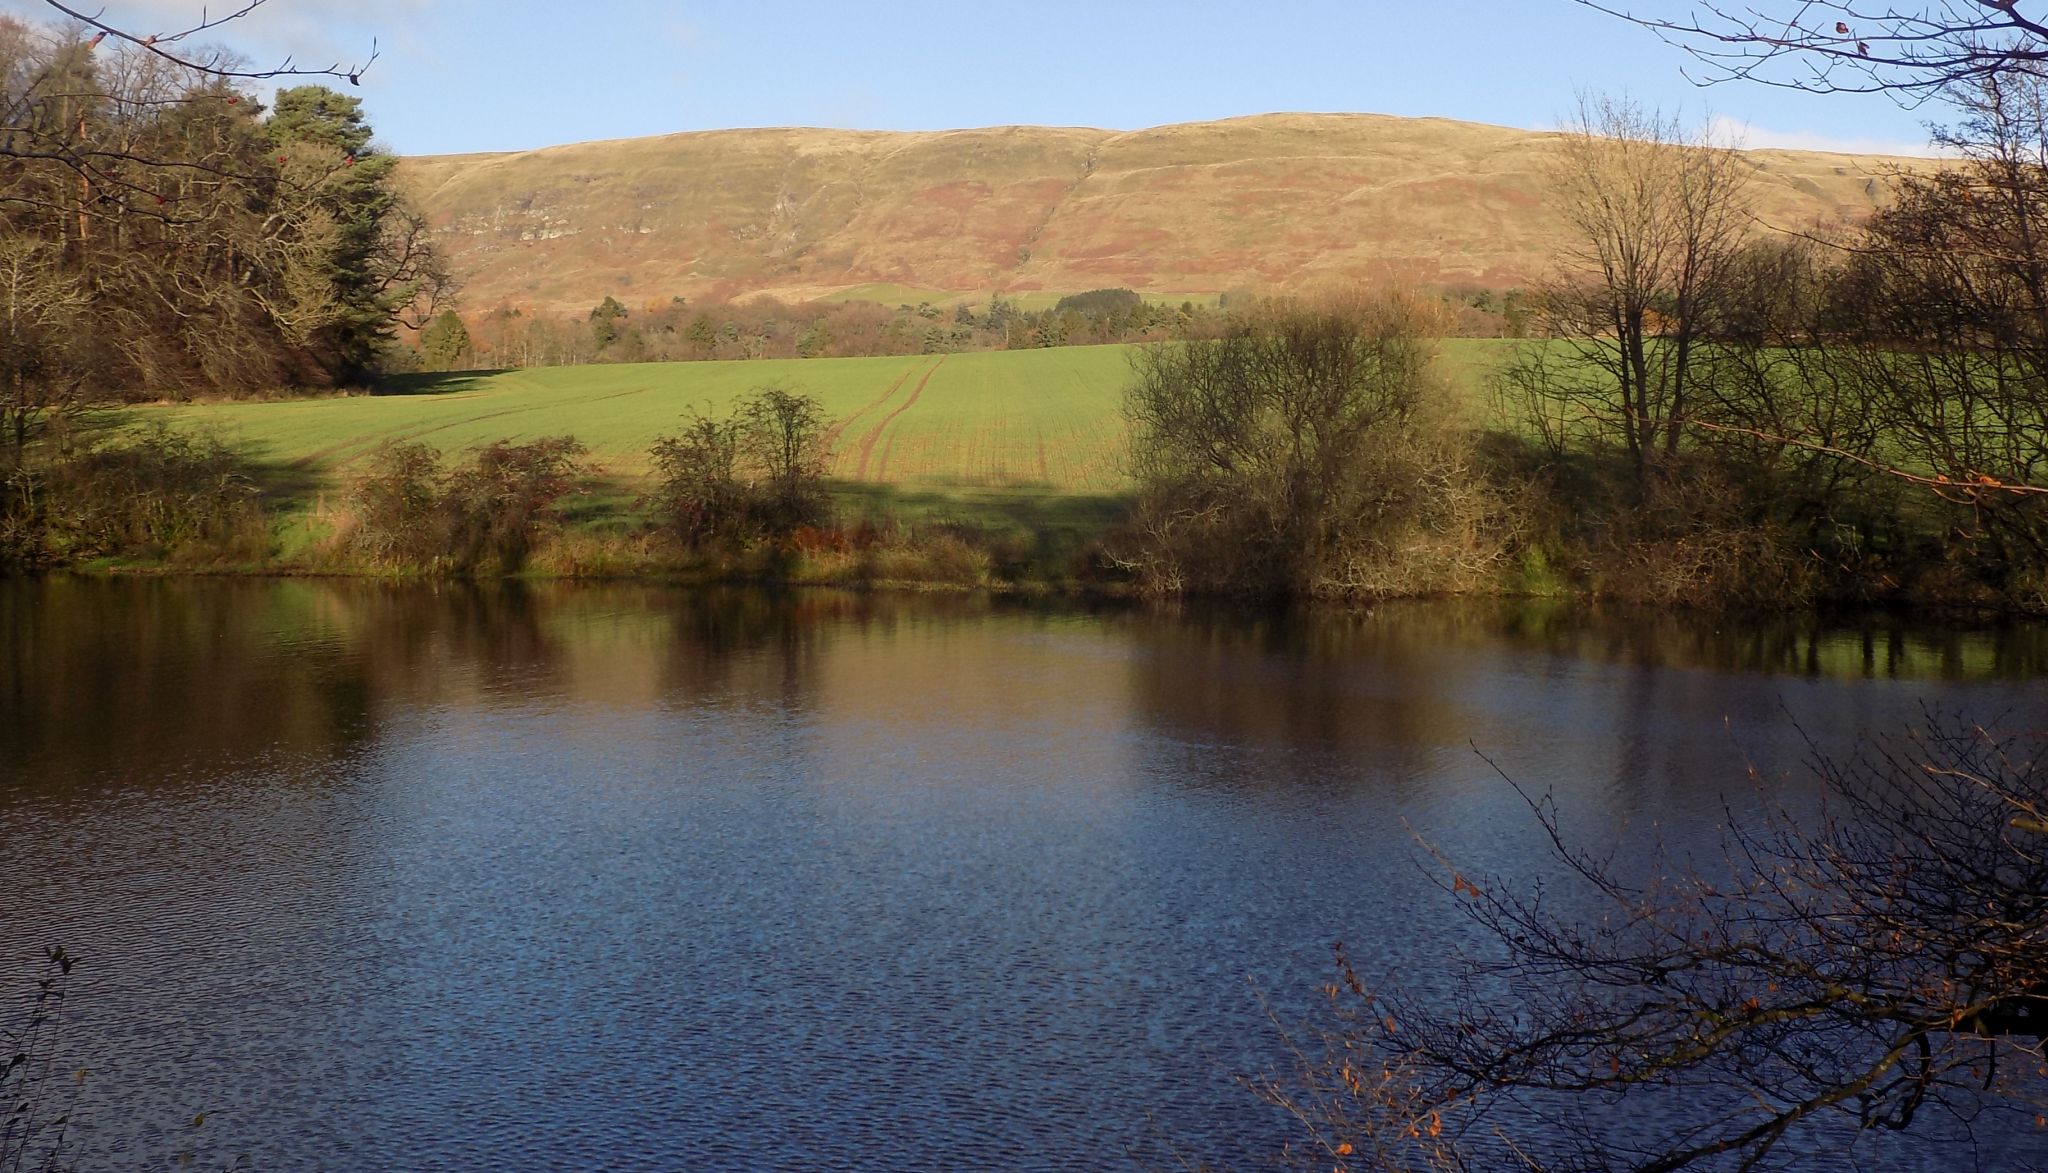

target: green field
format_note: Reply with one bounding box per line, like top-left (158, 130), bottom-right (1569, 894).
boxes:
top-left (138, 340), bottom-right (1516, 532)
top-left (147, 345), bottom-right (1140, 489)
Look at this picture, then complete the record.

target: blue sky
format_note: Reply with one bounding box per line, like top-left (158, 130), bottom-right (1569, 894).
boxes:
top-left (10, 0), bottom-right (1947, 156)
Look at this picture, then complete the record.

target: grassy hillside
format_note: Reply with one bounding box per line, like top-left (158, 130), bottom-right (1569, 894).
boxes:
top-left (401, 113), bottom-right (1917, 314)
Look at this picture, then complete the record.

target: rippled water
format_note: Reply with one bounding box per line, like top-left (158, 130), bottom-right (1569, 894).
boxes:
top-left (3, 580), bottom-right (2046, 1170)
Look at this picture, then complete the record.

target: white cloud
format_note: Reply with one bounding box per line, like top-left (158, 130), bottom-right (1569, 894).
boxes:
top-left (1706, 115), bottom-right (1953, 159)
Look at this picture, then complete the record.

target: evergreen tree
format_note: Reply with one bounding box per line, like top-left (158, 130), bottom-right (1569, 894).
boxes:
top-left (419, 310), bottom-right (471, 371)
top-left (589, 295), bottom-right (628, 350)
top-left (266, 86), bottom-right (443, 384)
top-left (686, 313), bottom-right (717, 356)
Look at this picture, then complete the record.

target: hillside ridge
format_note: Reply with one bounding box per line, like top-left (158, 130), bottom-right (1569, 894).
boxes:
top-left (398, 111), bottom-right (1917, 313)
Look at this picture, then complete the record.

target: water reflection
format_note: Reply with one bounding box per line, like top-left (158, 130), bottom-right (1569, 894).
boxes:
top-left (1, 581), bottom-right (2045, 1170)
top-left (8, 584), bottom-right (2038, 795)
top-left (1, 578), bottom-right (373, 789)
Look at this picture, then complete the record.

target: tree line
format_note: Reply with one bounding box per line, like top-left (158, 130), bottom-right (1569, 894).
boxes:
top-left (412, 288), bottom-right (1233, 371)
top-left (0, 13), bottom-right (448, 453)
top-left (412, 285), bottom-right (1532, 373)
top-left (411, 282), bottom-right (1540, 370)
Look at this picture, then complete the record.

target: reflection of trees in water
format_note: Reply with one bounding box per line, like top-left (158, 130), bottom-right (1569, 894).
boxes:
top-left (1, 579), bottom-right (595, 792)
top-left (9, 583), bottom-right (2045, 800)
top-left (1492, 600), bottom-right (2048, 680)
top-left (653, 588), bottom-right (833, 710)
top-left (1101, 599), bottom-right (2048, 763)
top-left (651, 587), bottom-right (1006, 711)
top-left (0, 584), bottom-right (878, 778)
top-left (1121, 603), bottom-right (1482, 773)
top-left (1116, 598), bottom-right (2048, 826)
top-left (0, 578), bottom-right (375, 790)
top-left (0, 579), bottom-right (1026, 794)
top-left (338, 580), bottom-right (564, 701)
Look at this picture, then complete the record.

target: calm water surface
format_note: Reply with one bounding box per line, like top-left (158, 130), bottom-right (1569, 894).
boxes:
top-left (4, 580), bottom-right (2047, 1170)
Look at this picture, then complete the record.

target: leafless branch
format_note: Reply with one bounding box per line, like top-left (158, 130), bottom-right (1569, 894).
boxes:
top-left (1578, 0), bottom-right (2048, 100)
top-left (37, 0), bottom-right (375, 84)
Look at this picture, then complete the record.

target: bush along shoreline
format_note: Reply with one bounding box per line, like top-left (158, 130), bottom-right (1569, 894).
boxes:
top-left (0, 398), bottom-right (1130, 595)
top-left (2, 391), bottom-right (2046, 618)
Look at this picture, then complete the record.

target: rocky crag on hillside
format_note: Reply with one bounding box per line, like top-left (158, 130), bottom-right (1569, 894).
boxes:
top-left (399, 112), bottom-right (1908, 312)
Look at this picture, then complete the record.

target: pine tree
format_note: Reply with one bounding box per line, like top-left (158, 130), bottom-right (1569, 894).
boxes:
top-left (419, 310), bottom-right (471, 371)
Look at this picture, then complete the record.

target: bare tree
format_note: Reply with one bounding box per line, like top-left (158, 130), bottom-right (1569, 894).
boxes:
top-left (1499, 96), bottom-right (1753, 490)
top-left (0, 2), bottom-right (375, 221)
top-left (1779, 69), bottom-right (2048, 582)
top-left (0, 235), bottom-right (86, 453)
top-left (33, 0), bottom-right (374, 82)
top-left (1263, 719), bottom-right (2048, 1171)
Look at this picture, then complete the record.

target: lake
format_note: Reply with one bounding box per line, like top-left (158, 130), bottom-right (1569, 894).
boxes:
top-left (3, 580), bottom-right (2045, 1170)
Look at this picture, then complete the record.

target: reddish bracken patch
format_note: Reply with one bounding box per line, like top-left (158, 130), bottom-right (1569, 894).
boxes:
top-left (914, 180), bottom-right (993, 211)
top-left (1060, 228), bottom-right (1175, 261)
top-left (789, 525), bottom-right (849, 554)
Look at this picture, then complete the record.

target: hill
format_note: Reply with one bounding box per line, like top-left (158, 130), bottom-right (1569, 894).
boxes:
top-left (398, 112), bottom-right (1916, 314)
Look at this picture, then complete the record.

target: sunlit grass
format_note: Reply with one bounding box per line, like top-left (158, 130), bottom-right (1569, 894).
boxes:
top-left (133, 340), bottom-right (1517, 532)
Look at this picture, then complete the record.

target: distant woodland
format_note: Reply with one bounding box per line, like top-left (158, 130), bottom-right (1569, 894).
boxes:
top-left (407, 286), bottom-right (1528, 372)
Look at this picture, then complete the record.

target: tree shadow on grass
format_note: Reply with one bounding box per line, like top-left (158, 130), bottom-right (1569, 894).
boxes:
top-left (243, 455), bottom-right (331, 513)
top-left (831, 481), bottom-right (1130, 539)
top-left (60, 410), bottom-right (328, 515)
top-left (372, 369), bottom-right (507, 397)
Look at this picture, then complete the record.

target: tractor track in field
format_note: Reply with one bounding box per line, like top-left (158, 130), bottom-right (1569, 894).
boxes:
top-left (290, 402), bottom-right (547, 469)
top-left (855, 355), bottom-right (945, 481)
top-left (823, 364), bottom-right (918, 454)
top-left (287, 379), bottom-right (654, 470)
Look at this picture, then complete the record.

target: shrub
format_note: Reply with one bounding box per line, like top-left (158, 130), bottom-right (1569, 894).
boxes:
top-left (1119, 292), bottom-right (1510, 599)
top-left (344, 439), bottom-right (443, 566)
top-left (442, 438), bottom-right (589, 571)
top-left (647, 386), bottom-right (830, 551)
top-left (648, 415), bottom-right (750, 550)
top-left (342, 436), bottom-right (587, 573)
top-left (1, 429), bottom-right (267, 570)
top-left (738, 386), bottom-right (830, 536)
